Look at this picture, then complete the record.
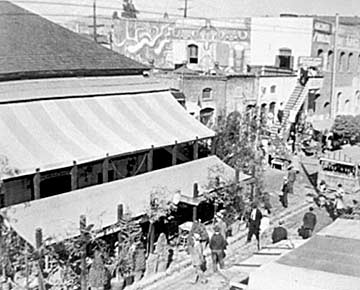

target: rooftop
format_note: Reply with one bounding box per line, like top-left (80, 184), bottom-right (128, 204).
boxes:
top-left (0, 1), bottom-right (148, 81)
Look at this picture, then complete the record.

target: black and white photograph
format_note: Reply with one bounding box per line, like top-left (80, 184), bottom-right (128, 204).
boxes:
top-left (1, 0), bottom-right (360, 289)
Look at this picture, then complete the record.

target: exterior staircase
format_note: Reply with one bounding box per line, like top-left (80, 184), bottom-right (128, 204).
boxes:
top-left (269, 82), bottom-right (307, 141)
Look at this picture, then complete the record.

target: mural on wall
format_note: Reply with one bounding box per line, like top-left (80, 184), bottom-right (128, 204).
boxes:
top-left (112, 18), bottom-right (174, 68)
top-left (112, 18), bottom-right (250, 71)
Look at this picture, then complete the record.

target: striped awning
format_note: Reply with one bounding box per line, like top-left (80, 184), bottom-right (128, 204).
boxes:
top-left (1, 156), bottom-right (241, 246)
top-left (0, 89), bottom-right (214, 177)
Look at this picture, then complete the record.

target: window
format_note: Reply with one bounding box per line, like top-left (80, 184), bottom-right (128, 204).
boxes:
top-left (317, 49), bottom-right (324, 57)
top-left (202, 88), bottom-right (212, 100)
top-left (275, 48), bottom-right (294, 70)
top-left (269, 102), bottom-right (276, 115)
top-left (344, 99), bottom-right (350, 113)
top-left (188, 44), bottom-right (198, 64)
top-left (327, 50), bottom-right (333, 71)
top-left (336, 92), bottom-right (342, 113)
top-left (270, 85), bottom-right (276, 93)
top-left (347, 52), bottom-right (353, 71)
top-left (338, 51), bottom-right (345, 71)
top-left (324, 102), bottom-right (330, 118)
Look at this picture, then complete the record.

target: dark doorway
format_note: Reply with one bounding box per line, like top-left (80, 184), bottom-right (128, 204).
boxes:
top-left (40, 175), bottom-right (71, 198)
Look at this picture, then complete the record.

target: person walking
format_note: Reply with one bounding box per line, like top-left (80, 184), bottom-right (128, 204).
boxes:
top-left (209, 225), bottom-right (227, 272)
top-left (214, 212), bottom-right (227, 240)
top-left (271, 220), bottom-right (288, 244)
top-left (334, 184), bottom-right (346, 218)
top-left (301, 207), bottom-right (317, 238)
top-left (189, 233), bottom-right (207, 284)
top-left (280, 176), bottom-right (290, 208)
top-left (277, 102), bottom-right (284, 125)
top-left (246, 203), bottom-right (263, 250)
top-left (262, 191), bottom-right (272, 214)
top-left (287, 164), bottom-right (297, 194)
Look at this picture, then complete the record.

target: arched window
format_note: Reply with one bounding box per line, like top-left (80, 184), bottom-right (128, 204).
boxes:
top-left (338, 51), bottom-right (345, 71)
top-left (188, 44), bottom-right (198, 64)
top-left (336, 92), bottom-right (342, 113)
top-left (317, 49), bottom-right (324, 57)
top-left (202, 88), bottom-right (212, 100)
top-left (327, 50), bottom-right (333, 71)
top-left (324, 102), bottom-right (330, 118)
top-left (270, 85), bottom-right (276, 93)
top-left (347, 52), bottom-right (353, 71)
top-left (344, 99), bottom-right (350, 113)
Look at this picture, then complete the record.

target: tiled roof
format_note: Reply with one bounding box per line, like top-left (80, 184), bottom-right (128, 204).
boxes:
top-left (0, 1), bottom-right (148, 81)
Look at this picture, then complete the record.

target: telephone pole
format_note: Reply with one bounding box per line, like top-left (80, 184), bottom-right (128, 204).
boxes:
top-left (178, 0), bottom-right (191, 18)
top-left (88, 0), bottom-right (104, 43)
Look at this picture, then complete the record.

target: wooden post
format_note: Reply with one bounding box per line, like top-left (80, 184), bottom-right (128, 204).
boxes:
top-left (35, 228), bottom-right (45, 290)
top-left (102, 154), bottom-right (109, 183)
top-left (70, 161), bottom-right (78, 191)
top-left (79, 215), bottom-right (87, 290)
top-left (193, 137), bottom-right (199, 160)
top-left (211, 136), bottom-right (216, 155)
top-left (33, 168), bottom-right (41, 200)
top-left (172, 141), bottom-right (178, 166)
top-left (192, 183), bottom-right (198, 222)
top-left (147, 146), bottom-right (154, 172)
top-left (0, 216), bottom-right (5, 283)
top-left (117, 204), bottom-right (124, 221)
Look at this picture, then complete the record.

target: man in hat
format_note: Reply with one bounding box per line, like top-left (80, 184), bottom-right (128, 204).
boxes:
top-left (246, 203), bottom-right (263, 250)
top-left (271, 220), bottom-right (288, 244)
top-left (301, 207), bottom-right (317, 238)
top-left (209, 225), bottom-right (227, 272)
top-left (287, 164), bottom-right (297, 194)
top-left (214, 212), bottom-right (227, 240)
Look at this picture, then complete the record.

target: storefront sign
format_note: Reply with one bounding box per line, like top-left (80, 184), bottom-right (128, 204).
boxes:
top-left (298, 56), bottom-right (323, 68)
top-left (313, 31), bottom-right (332, 44)
top-left (314, 20), bottom-right (332, 34)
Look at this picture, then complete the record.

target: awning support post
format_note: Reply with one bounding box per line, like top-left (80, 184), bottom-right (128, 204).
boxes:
top-left (211, 136), bottom-right (216, 155)
top-left (193, 183), bottom-right (198, 221)
top-left (71, 161), bottom-right (78, 190)
top-left (80, 215), bottom-right (87, 290)
top-left (172, 141), bottom-right (178, 165)
top-left (35, 228), bottom-right (45, 290)
top-left (102, 154), bottom-right (109, 183)
top-left (33, 168), bottom-right (41, 200)
top-left (193, 137), bottom-right (199, 160)
top-left (117, 204), bottom-right (124, 221)
top-left (147, 145), bottom-right (154, 172)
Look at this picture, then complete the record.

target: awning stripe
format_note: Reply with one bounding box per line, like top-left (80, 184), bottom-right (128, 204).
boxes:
top-left (0, 91), bottom-right (214, 175)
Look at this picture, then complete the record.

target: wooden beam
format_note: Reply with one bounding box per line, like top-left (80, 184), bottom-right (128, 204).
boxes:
top-left (211, 136), bottom-right (216, 155)
top-left (193, 137), bottom-right (199, 160)
top-left (172, 141), bottom-right (178, 165)
top-left (235, 169), bottom-right (240, 184)
top-left (193, 183), bottom-right (199, 198)
top-left (35, 228), bottom-right (45, 290)
top-left (33, 168), bottom-right (41, 200)
top-left (192, 206), bottom-right (197, 222)
top-left (70, 161), bottom-right (78, 190)
top-left (102, 154), bottom-right (109, 183)
top-left (79, 215), bottom-right (87, 290)
top-left (117, 204), bottom-right (124, 221)
top-left (147, 145), bottom-right (154, 172)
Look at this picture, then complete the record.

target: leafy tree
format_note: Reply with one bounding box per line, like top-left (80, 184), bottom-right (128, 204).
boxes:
top-left (213, 110), bottom-right (265, 201)
top-left (331, 115), bottom-right (360, 143)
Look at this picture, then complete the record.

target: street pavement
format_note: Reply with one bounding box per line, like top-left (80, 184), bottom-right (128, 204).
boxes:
top-left (139, 164), bottom-right (334, 290)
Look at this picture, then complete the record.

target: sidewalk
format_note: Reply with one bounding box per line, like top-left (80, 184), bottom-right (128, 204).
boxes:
top-left (127, 167), bottom-right (316, 290)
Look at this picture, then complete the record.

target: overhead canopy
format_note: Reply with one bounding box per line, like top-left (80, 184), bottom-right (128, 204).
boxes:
top-left (0, 156), bottom-right (246, 246)
top-left (248, 219), bottom-right (360, 290)
top-left (0, 76), bottom-right (214, 177)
